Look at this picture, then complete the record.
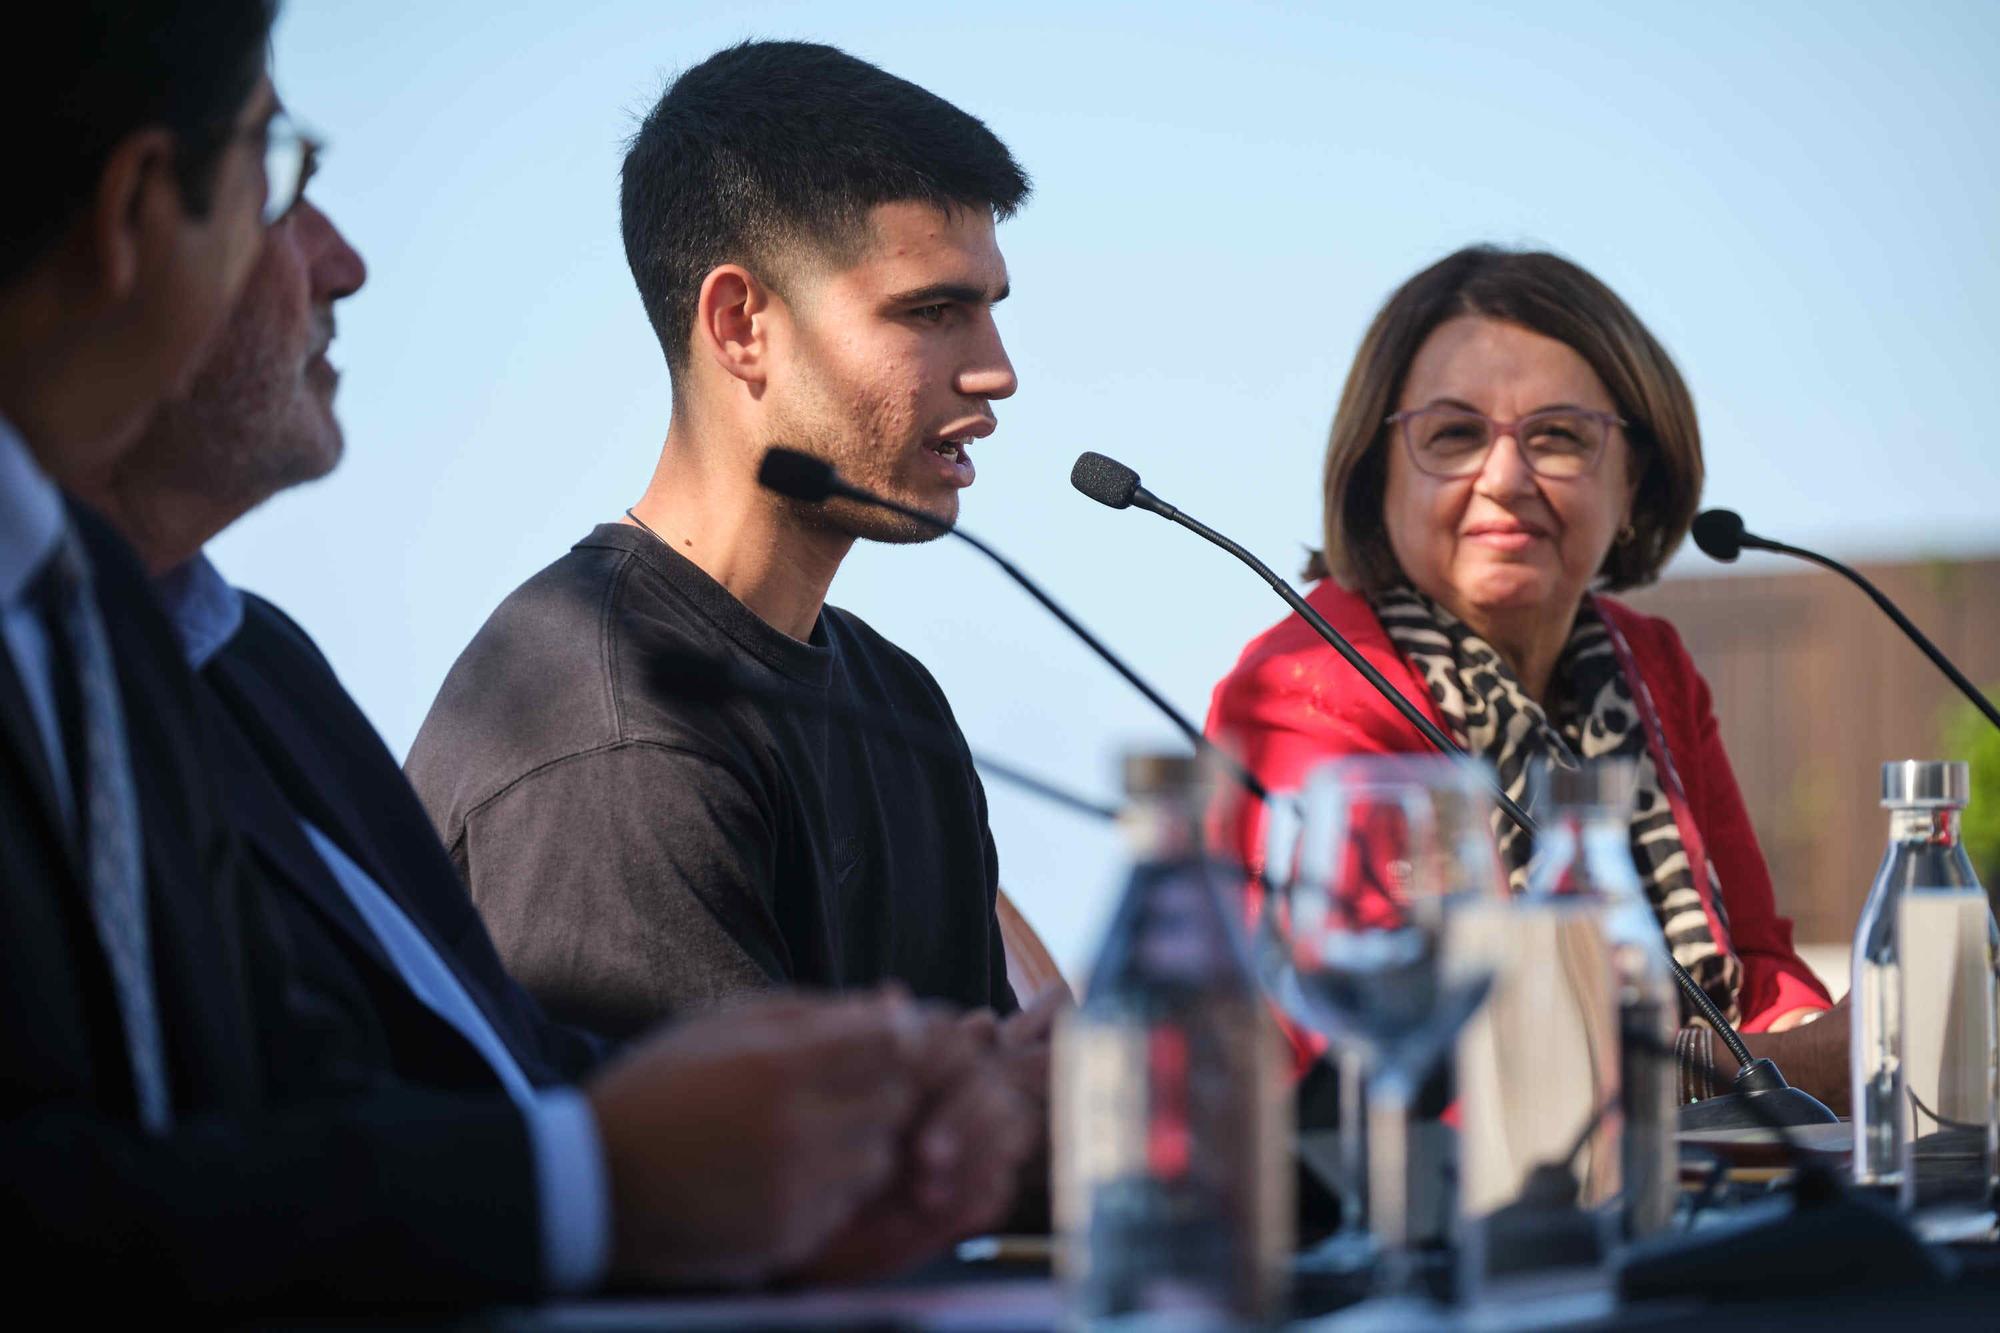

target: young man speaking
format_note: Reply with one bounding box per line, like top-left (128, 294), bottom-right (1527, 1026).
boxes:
top-left (409, 42), bottom-right (1031, 1035)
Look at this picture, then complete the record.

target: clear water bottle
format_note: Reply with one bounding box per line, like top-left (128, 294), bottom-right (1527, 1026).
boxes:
top-left (1526, 759), bottom-right (1679, 1241)
top-left (1850, 760), bottom-right (1999, 1208)
top-left (1053, 752), bottom-right (1292, 1327)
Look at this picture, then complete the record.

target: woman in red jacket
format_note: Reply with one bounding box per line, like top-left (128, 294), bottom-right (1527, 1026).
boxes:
top-left (1206, 246), bottom-right (1846, 1109)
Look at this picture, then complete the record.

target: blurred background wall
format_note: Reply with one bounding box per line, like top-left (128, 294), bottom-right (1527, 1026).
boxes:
top-left (1629, 556), bottom-right (2000, 996)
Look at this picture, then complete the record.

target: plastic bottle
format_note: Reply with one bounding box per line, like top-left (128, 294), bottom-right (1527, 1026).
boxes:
top-left (1053, 752), bottom-right (1292, 1327)
top-left (1850, 760), bottom-right (1999, 1208)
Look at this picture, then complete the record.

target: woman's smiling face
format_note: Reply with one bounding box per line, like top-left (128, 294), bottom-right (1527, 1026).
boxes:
top-left (1382, 314), bottom-right (1638, 629)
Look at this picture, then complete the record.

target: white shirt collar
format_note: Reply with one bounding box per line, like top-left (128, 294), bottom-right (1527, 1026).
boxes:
top-left (0, 413), bottom-right (65, 605)
top-left (154, 553), bottom-right (245, 670)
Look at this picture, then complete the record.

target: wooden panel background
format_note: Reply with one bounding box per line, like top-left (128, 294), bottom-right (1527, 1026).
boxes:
top-left (1625, 557), bottom-right (2000, 945)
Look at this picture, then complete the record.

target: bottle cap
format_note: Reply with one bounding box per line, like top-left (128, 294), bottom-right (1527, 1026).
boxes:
top-left (1880, 759), bottom-right (1969, 808)
top-left (1121, 751), bottom-right (1202, 799)
top-left (1533, 756), bottom-right (1637, 814)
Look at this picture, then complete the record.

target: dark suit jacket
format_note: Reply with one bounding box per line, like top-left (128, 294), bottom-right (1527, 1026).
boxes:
top-left (199, 591), bottom-right (607, 1092)
top-left (0, 506), bottom-right (548, 1310)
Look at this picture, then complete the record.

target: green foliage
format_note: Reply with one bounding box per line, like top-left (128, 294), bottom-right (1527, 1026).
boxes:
top-left (1942, 688), bottom-right (2000, 886)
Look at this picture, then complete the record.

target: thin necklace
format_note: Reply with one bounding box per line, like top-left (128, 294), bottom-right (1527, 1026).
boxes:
top-left (624, 507), bottom-right (671, 549)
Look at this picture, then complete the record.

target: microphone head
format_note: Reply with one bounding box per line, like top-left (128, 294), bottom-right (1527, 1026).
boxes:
top-left (1071, 451), bottom-right (1141, 510)
top-left (758, 447), bottom-right (840, 503)
top-left (1691, 508), bottom-right (1746, 563)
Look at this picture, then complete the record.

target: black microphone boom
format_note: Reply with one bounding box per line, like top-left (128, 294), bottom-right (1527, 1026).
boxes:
top-left (1070, 452), bottom-right (1840, 1129)
top-left (1693, 507), bottom-right (2000, 734)
top-left (757, 446), bottom-right (1271, 803)
top-left (1072, 451), bottom-right (1535, 833)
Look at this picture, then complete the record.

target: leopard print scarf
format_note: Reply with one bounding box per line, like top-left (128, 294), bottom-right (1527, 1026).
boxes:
top-left (1369, 583), bottom-right (1742, 1025)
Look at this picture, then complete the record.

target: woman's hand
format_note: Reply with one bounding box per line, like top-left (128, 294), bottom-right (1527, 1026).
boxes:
top-left (1738, 993), bottom-right (1851, 1116)
top-left (1761, 1005), bottom-right (1824, 1033)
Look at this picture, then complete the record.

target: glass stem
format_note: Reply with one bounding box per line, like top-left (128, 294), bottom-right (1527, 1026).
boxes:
top-left (1337, 1047), bottom-right (1369, 1235)
top-left (1366, 1069), bottom-right (1418, 1294)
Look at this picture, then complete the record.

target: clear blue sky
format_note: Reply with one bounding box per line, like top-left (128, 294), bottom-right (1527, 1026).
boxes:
top-left (225, 0), bottom-right (2000, 975)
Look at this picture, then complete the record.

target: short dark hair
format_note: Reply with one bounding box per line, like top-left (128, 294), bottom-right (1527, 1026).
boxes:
top-left (620, 40), bottom-right (1031, 374)
top-left (1309, 245), bottom-right (1704, 593)
top-left (0, 1), bottom-right (278, 291)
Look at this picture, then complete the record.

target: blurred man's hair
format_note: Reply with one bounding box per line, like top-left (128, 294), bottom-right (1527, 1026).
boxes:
top-left (620, 40), bottom-right (1030, 376)
top-left (2, 0), bottom-right (278, 290)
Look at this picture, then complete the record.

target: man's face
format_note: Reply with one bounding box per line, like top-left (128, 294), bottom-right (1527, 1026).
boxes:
top-left (144, 75), bottom-right (283, 402)
top-left (137, 196), bottom-right (367, 510)
top-left (764, 201), bottom-right (1017, 541)
top-left (58, 74), bottom-right (280, 481)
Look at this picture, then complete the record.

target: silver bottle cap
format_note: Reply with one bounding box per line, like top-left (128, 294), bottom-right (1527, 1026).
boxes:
top-left (1534, 756), bottom-right (1637, 814)
top-left (1122, 751), bottom-right (1201, 799)
top-left (1879, 759), bottom-right (1969, 808)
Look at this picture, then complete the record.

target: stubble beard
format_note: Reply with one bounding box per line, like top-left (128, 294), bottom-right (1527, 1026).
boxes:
top-left (784, 491), bottom-right (949, 546)
top-left (179, 361), bottom-right (343, 507)
top-left (103, 357), bottom-right (341, 568)
top-left (766, 404), bottom-right (955, 547)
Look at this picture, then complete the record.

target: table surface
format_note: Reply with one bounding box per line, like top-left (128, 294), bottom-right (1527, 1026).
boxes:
top-left (254, 1138), bottom-right (2000, 1332)
top-left (256, 1220), bottom-right (2000, 1333)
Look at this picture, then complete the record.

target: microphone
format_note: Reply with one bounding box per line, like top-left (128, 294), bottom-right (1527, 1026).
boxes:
top-left (1068, 449), bottom-right (1178, 519)
top-left (1693, 508), bottom-right (2000, 733)
top-left (643, 645), bottom-right (1117, 823)
top-left (1688, 508), bottom-right (1748, 562)
top-left (1074, 453), bottom-right (1833, 1129)
top-left (758, 446), bottom-right (1271, 803)
top-left (757, 447), bottom-right (841, 504)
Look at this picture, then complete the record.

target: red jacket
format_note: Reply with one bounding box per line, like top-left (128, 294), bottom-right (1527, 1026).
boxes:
top-left (1204, 579), bottom-right (1832, 1048)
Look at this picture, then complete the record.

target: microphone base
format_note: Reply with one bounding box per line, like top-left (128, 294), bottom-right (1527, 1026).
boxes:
top-left (1619, 1178), bottom-right (1949, 1304)
top-left (1676, 1057), bottom-right (1839, 1131)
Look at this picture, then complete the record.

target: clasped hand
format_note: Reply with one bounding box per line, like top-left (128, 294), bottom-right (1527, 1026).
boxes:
top-left (586, 985), bottom-right (1051, 1288)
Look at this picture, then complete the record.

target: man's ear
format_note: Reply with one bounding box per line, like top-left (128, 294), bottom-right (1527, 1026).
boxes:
top-left (83, 128), bottom-right (181, 304)
top-left (695, 263), bottom-right (777, 389)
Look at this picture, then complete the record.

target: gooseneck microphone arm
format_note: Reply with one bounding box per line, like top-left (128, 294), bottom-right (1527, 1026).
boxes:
top-left (756, 447), bottom-right (1272, 804)
top-left (1075, 452), bottom-right (1776, 1079)
top-left (1069, 452), bottom-right (1536, 833)
top-left (1692, 508), bottom-right (2000, 734)
top-left (1771, 541), bottom-right (2000, 731)
top-left (1176, 503), bottom-right (1544, 835)
top-left (890, 517), bottom-right (1254, 789)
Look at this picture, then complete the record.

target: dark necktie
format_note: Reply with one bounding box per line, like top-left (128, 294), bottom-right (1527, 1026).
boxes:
top-left (32, 526), bottom-right (171, 1132)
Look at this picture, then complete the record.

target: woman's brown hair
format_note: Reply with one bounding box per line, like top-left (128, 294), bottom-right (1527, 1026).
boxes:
top-left (1306, 245), bottom-right (1703, 593)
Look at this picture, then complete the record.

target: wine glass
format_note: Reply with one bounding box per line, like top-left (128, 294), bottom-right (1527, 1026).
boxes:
top-left (1263, 755), bottom-right (1503, 1299)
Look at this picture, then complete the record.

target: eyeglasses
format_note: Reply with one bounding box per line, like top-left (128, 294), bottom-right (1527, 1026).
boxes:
top-left (1385, 404), bottom-right (1625, 480)
top-left (261, 111), bottom-right (322, 226)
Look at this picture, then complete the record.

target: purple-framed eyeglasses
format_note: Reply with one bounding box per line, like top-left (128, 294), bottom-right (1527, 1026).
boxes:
top-left (1384, 404), bottom-right (1626, 480)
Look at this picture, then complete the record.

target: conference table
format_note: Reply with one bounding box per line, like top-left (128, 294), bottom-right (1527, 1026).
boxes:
top-left (265, 1162), bottom-right (2000, 1332)
top-left (266, 1249), bottom-right (2000, 1332)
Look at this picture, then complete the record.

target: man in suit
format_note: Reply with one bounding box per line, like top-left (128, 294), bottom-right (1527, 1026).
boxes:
top-left (0, 0), bottom-right (288, 1291)
top-left (11, 1), bottom-right (1028, 1307)
top-left (76, 148), bottom-right (1037, 1291)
